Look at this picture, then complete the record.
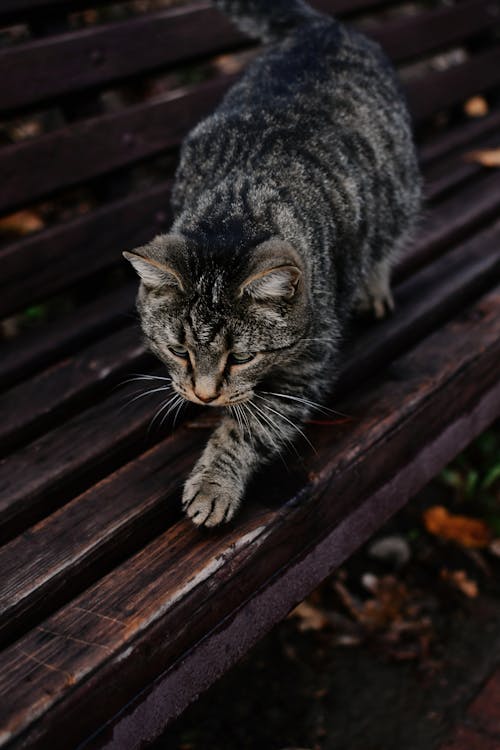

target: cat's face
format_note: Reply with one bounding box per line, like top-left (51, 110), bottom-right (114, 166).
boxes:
top-left (124, 234), bottom-right (309, 407)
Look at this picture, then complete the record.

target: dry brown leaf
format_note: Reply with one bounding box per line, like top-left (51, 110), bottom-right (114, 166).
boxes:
top-left (289, 601), bottom-right (329, 632)
top-left (423, 506), bottom-right (492, 548)
top-left (440, 569), bottom-right (478, 598)
top-left (0, 210), bottom-right (44, 236)
top-left (464, 95), bottom-right (489, 117)
top-left (466, 147), bottom-right (500, 168)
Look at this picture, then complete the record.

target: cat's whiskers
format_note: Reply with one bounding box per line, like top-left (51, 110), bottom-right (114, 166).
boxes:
top-left (246, 401), bottom-right (293, 469)
top-left (149, 392), bottom-right (184, 432)
top-left (254, 394), bottom-right (317, 453)
top-left (261, 390), bottom-right (349, 418)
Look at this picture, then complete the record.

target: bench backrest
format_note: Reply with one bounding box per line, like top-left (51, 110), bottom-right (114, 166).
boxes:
top-left (1, 0), bottom-right (500, 321)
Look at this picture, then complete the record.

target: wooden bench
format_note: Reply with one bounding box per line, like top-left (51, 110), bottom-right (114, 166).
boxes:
top-left (1, 0), bottom-right (500, 747)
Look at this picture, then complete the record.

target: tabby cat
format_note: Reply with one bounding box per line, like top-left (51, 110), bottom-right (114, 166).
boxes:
top-left (124, 0), bottom-right (421, 527)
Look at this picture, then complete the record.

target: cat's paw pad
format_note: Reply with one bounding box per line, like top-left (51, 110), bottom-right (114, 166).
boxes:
top-left (182, 475), bottom-right (240, 527)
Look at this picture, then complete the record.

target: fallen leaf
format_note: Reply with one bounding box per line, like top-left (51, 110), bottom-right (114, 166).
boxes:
top-left (440, 569), bottom-right (478, 598)
top-left (464, 95), bottom-right (489, 117)
top-left (423, 506), bottom-right (492, 548)
top-left (289, 601), bottom-right (329, 632)
top-left (466, 147), bottom-right (500, 168)
top-left (0, 210), bottom-right (44, 236)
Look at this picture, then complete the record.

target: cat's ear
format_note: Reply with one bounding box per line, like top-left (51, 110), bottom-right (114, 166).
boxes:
top-left (240, 264), bottom-right (301, 300)
top-left (123, 251), bottom-right (184, 291)
top-left (239, 239), bottom-right (303, 301)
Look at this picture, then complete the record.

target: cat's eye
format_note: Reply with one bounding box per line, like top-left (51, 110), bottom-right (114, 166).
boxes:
top-left (229, 352), bottom-right (255, 365)
top-left (168, 344), bottom-right (189, 358)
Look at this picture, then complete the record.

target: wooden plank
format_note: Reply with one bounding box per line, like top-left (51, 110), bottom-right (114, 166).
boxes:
top-left (0, 325), bottom-right (149, 453)
top-left (3, 36), bottom-right (500, 216)
top-left (0, 378), bottom-right (176, 542)
top-left (1, 217), bottom-right (500, 643)
top-left (0, 181), bottom-right (172, 318)
top-left (0, 284), bottom-right (135, 391)
top-left (0, 284), bottom-right (498, 750)
top-left (2, 165), bottom-right (497, 453)
top-left (420, 107), bottom-right (500, 167)
top-left (397, 170), bottom-right (500, 280)
top-left (3, 116), bottom-right (500, 318)
top-left (0, 77), bottom-right (231, 216)
top-left (409, 47), bottom-right (500, 125)
top-left (373, 0), bottom-right (500, 64)
top-left (1, 0), bottom-right (498, 113)
top-left (0, 4), bottom-right (242, 114)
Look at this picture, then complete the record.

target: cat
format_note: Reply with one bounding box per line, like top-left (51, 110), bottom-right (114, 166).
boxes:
top-left (124, 0), bottom-right (421, 527)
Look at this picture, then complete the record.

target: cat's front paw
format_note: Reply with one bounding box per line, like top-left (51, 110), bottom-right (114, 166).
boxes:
top-left (182, 469), bottom-right (242, 527)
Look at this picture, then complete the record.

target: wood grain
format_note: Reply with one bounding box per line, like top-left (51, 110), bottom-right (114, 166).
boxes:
top-left (0, 0), bottom-right (497, 112)
top-left (1, 217), bottom-right (499, 646)
top-left (0, 285), bottom-right (498, 750)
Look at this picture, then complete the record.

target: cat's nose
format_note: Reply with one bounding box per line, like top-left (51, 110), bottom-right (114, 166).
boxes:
top-left (193, 376), bottom-right (220, 404)
top-left (195, 391), bottom-right (218, 404)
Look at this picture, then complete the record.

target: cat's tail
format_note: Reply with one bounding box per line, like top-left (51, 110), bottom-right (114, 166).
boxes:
top-left (213, 0), bottom-right (325, 43)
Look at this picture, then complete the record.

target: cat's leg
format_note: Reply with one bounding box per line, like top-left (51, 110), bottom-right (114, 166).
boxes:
top-left (355, 256), bottom-right (394, 320)
top-left (182, 395), bottom-right (310, 527)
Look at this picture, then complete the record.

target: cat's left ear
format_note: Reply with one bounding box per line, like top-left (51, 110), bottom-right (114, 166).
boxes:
top-left (123, 234), bottom-right (187, 291)
top-left (123, 252), bottom-right (184, 291)
top-left (239, 239), bottom-right (303, 301)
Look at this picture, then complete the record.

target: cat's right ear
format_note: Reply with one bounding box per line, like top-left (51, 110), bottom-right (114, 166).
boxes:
top-left (123, 251), bottom-right (185, 292)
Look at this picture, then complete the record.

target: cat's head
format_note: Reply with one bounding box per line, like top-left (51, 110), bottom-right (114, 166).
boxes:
top-left (124, 233), bottom-right (309, 406)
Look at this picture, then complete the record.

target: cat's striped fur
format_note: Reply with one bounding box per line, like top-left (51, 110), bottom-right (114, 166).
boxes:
top-left (124, 0), bottom-right (421, 526)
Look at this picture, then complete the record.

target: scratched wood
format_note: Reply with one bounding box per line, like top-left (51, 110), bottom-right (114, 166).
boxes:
top-left (1, 216), bottom-right (500, 642)
top-left (0, 0), bottom-right (497, 112)
top-left (1, 166), bottom-right (499, 461)
top-left (0, 286), bottom-right (498, 750)
top-left (2, 108), bottom-right (499, 323)
top-left (1, 1), bottom-right (500, 747)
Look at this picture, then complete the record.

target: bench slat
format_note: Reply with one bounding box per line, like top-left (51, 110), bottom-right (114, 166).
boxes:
top-left (0, 181), bottom-right (172, 319)
top-left (1, 164), bottom-right (499, 454)
top-left (1, 216), bottom-right (499, 621)
top-left (408, 46), bottom-right (500, 124)
top-left (0, 285), bottom-right (135, 391)
top-left (1, 0), bottom-right (497, 113)
top-left (3, 37), bottom-right (500, 217)
top-left (0, 0), bottom-right (397, 23)
top-left (0, 325), bottom-right (149, 453)
top-left (0, 283), bottom-right (498, 750)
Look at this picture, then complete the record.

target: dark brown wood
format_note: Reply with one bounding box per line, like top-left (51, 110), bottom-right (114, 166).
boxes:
top-left (0, 283), bottom-right (135, 391)
top-left (0, 77), bottom-right (231, 216)
top-left (0, 0), bottom-right (396, 21)
top-left (409, 47), bottom-right (500, 125)
top-left (420, 106), bottom-right (500, 167)
top-left (0, 0), bottom-right (410, 104)
top-left (0, 325), bottom-right (149, 453)
top-left (4, 36), bottom-right (500, 216)
top-left (1, 3), bottom-right (500, 748)
top-left (372, 0), bottom-right (500, 64)
top-left (0, 379), bottom-right (174, 541)
top-left (397, 171), bottom-right (500, 280)
top-left (1, 216), bottom-right (499, 645)
top-left (1, 0), bottom-right (497, 113)
top-left (0, 181), bottom-right (172, 318)
top-left (0, 284), bottom-right (498, 750)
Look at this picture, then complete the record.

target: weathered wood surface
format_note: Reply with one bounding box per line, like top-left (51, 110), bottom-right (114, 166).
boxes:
top-left (2, 1), bottom-right (500, 747)
top-left (0, 285), bottom-right (498, 750)
top-left (0, 0), bottom-right (497, 113)
top-left (2, 92), bottom-right (500, 317)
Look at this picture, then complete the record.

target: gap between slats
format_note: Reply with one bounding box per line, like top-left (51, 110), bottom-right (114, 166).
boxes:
top-left (1, 215), bottom-right (500, 649)
top-left (0, 283), bottom-right (498, 750)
